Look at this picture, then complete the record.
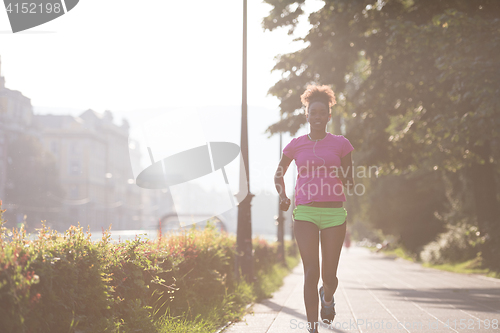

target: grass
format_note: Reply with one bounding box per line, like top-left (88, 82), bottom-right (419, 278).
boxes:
top-left (254, 255), bottom-right (301, 300)
top-left (375, 246), bottom-right (500, 279)
top-left (154, 247), bottom-right (301, 333)
top-left (378, 247), bottom-right (417, 262)
top-left (422, 259), bottom-right (500, 279)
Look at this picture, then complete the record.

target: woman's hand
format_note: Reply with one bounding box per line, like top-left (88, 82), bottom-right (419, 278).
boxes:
top-left (279, 197), bottom-right (291, 211)
top-left (275, 154), bottom-right (293, 211)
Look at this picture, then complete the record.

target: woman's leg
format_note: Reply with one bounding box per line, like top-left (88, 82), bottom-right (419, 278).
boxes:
top-left (294, 220), bottom-right (320, 328)
top-left (320, 222), bottom-right (346, 303)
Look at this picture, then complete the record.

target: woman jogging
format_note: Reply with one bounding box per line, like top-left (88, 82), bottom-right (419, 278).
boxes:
top-left (274, 85), bottom-right (354, 333)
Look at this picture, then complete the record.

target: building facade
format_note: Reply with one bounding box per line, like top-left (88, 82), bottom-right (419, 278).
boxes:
top-left (0, 57), bottom-right (37, 220)
top-left (1, 56), bottom-right (174, 232)
top-left (35, 110), bottom-right (145, 230)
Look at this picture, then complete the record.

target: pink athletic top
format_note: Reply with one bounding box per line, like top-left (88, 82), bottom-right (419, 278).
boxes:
top-left (283, 133), bottom-right (354, 205)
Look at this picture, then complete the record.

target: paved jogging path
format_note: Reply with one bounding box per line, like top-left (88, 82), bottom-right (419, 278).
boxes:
top-left (224, 246), bottom-right (500, 333)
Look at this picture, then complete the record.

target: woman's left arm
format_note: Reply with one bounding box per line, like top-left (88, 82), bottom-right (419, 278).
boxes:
top-left (340, 152), bottom-right (354, 192)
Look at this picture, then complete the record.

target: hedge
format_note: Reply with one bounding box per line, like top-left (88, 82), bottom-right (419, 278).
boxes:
top-left (0, 201), bottom-right (295, 332)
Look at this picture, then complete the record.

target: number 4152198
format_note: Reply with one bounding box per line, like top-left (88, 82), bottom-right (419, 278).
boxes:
top-left (443, 319), bottom-right (498, 330)
top-left (6, 2), bottom-right (62, 14)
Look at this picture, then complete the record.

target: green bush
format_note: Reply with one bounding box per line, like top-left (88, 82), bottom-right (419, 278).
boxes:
top-left (420, 223), bottom-right (485, 265)
top-left (0, 223), bottom-right (122, 332)
top-left (0, 201), bottom-right (297, 333)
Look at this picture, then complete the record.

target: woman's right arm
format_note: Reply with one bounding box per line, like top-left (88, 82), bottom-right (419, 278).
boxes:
top-left (274, 154), bottom-right (293, 211)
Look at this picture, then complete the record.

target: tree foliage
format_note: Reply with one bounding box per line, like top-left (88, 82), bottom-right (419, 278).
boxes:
top-left (263, 0), bottom-right (500, 266)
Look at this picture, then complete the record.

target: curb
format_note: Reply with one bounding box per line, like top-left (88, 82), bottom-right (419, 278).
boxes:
top-left (216, 303), bottom-right (253, 333)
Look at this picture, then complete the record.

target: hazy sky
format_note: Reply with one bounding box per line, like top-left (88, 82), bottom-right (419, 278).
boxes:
top-left (0, 0), bottom-right (323, 111)
top-left (0, 0), bottom-right (322, 195)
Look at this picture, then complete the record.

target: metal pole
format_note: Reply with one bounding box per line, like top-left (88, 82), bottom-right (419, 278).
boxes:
top-left (277, 128), bottom-right (285, 264)
top-left (291, 155), bottom-right (296, 244)
top-left (236, 0), bottom-right (254, 283)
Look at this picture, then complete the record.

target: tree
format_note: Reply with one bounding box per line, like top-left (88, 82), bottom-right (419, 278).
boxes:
top-left (263, 0), bottom-right (500, 266)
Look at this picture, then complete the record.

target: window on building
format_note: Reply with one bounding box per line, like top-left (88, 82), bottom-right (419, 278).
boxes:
top-left (51, 141), bottom-right (58, 154)
top-left (70, 186), bottom-right (79, 199)
top-left (69, 160), bottom-right (81, 175)
top-left (71, 142), bottom-right (79, 154)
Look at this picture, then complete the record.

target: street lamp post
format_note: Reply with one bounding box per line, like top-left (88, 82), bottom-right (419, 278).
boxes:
top-left (276, 128), bottom-right (285, 264)
top-left (236, 0), bottom-right (254, 283)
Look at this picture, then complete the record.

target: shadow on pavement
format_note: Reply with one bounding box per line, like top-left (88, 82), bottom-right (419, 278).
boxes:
top-left (358, 286), bottom-right (500, 314)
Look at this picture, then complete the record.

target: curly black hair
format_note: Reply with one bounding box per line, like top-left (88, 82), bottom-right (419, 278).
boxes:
top-left (300, 85), bottom-right (336, 114)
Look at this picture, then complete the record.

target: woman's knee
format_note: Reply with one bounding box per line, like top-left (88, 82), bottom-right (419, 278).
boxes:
top-left (322, 273), bottom-right (338, 287)
top-left (304, 266), bottom-right (320, 284)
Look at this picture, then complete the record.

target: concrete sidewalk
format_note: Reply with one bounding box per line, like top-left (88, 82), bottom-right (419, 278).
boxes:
top-left (223, 246), bottom-right (500, 333)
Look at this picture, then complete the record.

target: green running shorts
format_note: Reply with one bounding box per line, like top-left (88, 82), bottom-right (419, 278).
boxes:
top-left (292, 205), bottom-right (347, 230)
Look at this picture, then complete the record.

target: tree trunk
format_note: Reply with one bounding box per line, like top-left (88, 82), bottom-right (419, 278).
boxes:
top-left (467, 140), bottom-right (500, 269)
